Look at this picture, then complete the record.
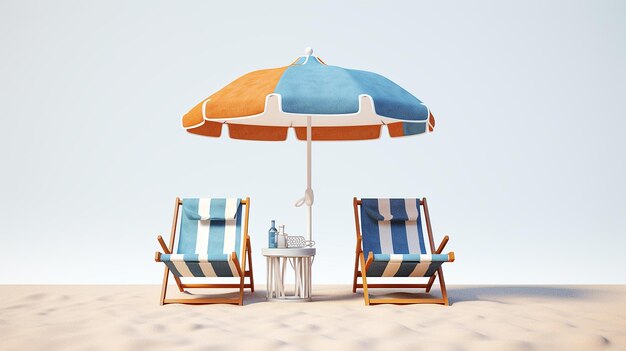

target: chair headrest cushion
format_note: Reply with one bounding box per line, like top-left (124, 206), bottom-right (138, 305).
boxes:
top-left (182, 198), bottom-right (241, 221)
top-left (361, 198), bottom-right (420, 222)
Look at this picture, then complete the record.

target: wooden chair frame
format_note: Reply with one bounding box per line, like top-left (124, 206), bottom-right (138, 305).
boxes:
top-left (352, 197), bottom-right (454, 305)
top-left (155, 197), bottom-right (255, 305)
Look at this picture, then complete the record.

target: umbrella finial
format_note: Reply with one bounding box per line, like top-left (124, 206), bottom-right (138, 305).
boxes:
top-left (304, 47), bottom-right (313, 56)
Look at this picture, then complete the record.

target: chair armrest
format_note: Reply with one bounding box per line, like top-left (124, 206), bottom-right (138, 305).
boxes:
top-left (154, 251), bottom-right (162, 262)
top-left (448, 252), bottom-right (455, 262)
top-left (157, 235), bottom-right (171, 254)
top-left (435, 235), bottom-right (449, 254)
top-left (364, 251), bottom-right (374, 272)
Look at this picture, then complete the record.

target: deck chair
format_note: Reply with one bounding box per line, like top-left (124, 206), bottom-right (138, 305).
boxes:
top-left (154, 197), bottom-right (254, 305)
top-left (352, 197), bottom-right (455, 305)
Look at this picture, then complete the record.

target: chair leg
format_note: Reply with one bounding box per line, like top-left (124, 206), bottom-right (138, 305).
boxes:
top-left (425, 273), bottom-right (437, 293)
top-left (247, 240), bottom-right (255, 293)
top-left (352, 252), bottom-right (360, 293)
top-left (358, 253), bottom-right (370, 306)
top-left (238, 276), bottom-right (245, 306)
top-left (437, 268), bottom-right (449, 306)
top-left (159, 267), bottom-right (170, 305)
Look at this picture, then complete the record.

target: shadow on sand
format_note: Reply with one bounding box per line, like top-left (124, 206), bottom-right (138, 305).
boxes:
top-left (174, 285), bottom-right (612, 306)
top-left (447, 285), bottom-right (605, 304)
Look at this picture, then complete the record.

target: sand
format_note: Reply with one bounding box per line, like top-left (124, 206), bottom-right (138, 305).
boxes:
top-left (1, 285), bottom-right (624, 351)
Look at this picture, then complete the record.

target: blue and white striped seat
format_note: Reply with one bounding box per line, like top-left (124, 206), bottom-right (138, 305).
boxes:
top-left (159, 198), bottom-right (245, 278)
top-left (360, 198), bottom-right (451, 277)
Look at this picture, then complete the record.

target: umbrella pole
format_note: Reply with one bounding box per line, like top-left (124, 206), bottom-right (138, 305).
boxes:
top-left (294, 115), bottom-right (314, 242)
top-left (306, 115), bottom-right (313, 242)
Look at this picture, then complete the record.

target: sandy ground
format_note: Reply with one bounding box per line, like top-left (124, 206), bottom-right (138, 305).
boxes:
top-left (0, 285), bottom-right (624, 351)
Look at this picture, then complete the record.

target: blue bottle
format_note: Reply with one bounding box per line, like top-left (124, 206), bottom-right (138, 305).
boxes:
top-left (268, 220), bottom-right (278, 248)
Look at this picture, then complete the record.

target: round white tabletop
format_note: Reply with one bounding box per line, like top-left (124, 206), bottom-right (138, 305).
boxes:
top-left (261, 247), bottom-right (316, 257)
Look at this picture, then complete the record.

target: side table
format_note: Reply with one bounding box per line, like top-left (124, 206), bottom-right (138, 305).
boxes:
top-left (261, 247), bottom-right (316, 302)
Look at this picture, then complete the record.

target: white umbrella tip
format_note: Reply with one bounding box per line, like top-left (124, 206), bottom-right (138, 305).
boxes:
top-left (304, 47), bottom-right (313, 56)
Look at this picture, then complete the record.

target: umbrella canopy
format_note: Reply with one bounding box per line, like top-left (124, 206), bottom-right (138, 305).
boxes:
top-left (182, 48), bottom-right (435, 241)
top-left (183, 48), bottom-right (435, 140)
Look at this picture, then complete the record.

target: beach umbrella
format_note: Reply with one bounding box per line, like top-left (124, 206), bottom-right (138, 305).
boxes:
top-left (182, 48), bottom-right (435, 242)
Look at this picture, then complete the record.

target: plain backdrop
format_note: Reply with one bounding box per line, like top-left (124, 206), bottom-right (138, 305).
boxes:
top-left (1, 0), bottom-right (625, 284)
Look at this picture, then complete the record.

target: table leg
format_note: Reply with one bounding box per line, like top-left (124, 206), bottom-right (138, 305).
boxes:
top-left (275, 257), bottom-right (280, 298)
top-left (302, 257), bottom-right (307, 298)
top-left (298, 258), bottom-right (304, 298)
top-left (272, 257), bottom-right (278, 299)
top-left (276, 258), bottom-right (285, 297)
top-left (270, 257), bottom-right (275, 298)
top-left (266, 257), bottom-right (271, 299)
top-left (305, 256), bottom-right (311, 298)
top-left (281, 257), bottom-right (287, 297)
top-left (293, 258), bottom-right (299, 297)
top-left (299, 258), bottom-right (304, 298)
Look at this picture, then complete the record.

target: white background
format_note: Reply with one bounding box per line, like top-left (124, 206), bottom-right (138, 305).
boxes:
top-left (1, 0), bottom-right (624, 284)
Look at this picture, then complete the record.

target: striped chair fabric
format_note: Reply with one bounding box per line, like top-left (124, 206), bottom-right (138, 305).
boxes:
top-left (360, 198), bottom-right (449, 277)
top-left (159, 198), bottom-right (244, 278)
